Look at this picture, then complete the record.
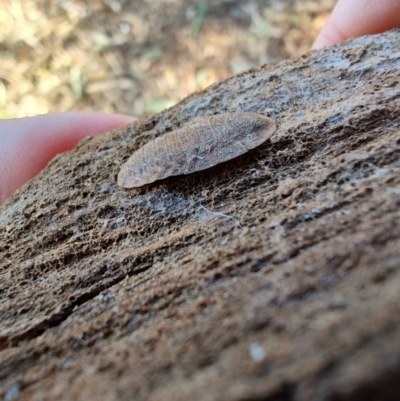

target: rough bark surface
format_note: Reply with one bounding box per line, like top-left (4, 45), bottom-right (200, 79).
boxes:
top-left (1, 30), bottom-right (400, 401)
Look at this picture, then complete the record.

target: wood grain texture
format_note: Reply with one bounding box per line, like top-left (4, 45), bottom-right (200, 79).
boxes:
top-left (1, 30), bottom-right (400, 401)
top-left (117, 112), bottom-right (276, 188)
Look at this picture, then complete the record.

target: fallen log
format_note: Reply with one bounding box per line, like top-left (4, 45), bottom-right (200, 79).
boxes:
top-left (1, 29), bottom-right (400, 401)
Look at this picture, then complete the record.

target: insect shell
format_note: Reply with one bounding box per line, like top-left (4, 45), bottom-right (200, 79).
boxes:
top-left (117, 112), bottom-right (276, 188)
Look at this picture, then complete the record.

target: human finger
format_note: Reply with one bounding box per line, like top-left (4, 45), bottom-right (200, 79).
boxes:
top-left (312, 0), bottom-right (400, 49)
top-left (0, 112), bottom-right (135, 204)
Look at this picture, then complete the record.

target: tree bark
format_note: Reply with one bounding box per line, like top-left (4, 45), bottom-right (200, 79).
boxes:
top-left (1, 29), bottom-right (400, 401)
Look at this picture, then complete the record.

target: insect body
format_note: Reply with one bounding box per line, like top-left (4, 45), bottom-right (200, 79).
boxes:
top-left (118, 112), bottom-right (276, 188)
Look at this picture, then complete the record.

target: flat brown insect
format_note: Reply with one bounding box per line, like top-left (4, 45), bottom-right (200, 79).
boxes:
top-left (118, 112), bottom-right (276, 188)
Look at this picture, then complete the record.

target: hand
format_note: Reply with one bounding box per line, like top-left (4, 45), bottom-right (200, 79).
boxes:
top-left (0, 112), bottom-right (135, 204)
top-left (313, 0), bottom-right (400, 49)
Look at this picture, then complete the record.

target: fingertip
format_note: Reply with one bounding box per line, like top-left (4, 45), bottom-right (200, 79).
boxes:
top-left (0, 112), bottom-right (136, 204)
top-left (311, 22), bottom-right (348, 50)
top-left (311, 35), bottom-right (335, 51)
top-left (312, 1), bottom-right (353, 50)
top-left (312, 0), bottom-right (400, 50)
